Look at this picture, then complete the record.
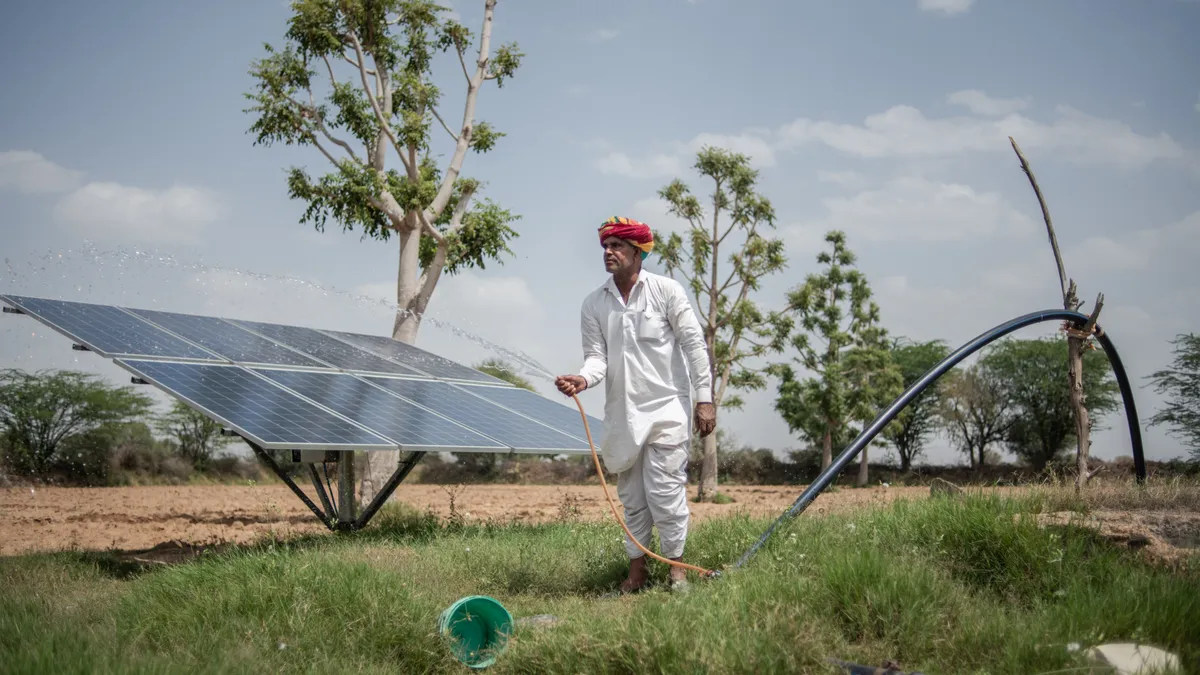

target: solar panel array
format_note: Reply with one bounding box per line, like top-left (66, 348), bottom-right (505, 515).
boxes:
top-left (2, 294), bottom-right (605, 454)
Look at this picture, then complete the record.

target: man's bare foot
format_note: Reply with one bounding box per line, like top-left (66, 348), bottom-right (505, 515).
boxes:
top-left (619, 555), bottom-right (649, 593)
top-left (668, 557), bottom-right (688, 585)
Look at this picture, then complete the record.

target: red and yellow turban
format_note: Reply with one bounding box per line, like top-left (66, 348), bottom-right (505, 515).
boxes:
top-left (598, 216), bottom-right (654, 259)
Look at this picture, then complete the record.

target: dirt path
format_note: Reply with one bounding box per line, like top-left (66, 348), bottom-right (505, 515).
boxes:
top-left (0, 483), bottom-right (936, 556)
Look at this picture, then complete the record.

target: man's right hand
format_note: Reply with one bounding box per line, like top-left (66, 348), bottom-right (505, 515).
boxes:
top-left (555, 375), bottom-right (587, 397)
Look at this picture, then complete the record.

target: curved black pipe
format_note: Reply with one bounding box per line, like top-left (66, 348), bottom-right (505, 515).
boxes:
top-left (732, 309), bottom-right (1145, 570)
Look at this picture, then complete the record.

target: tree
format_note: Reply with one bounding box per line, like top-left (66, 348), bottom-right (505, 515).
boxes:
top-left (770, 230), bottom-right (880, 472)
top-left (1145, 333), bottom-right (1200, 461)
top-left (940, 365), bottom-right (1012, 471)
top-left (475, 358), bottom-right (536, 392)
top-left (884, 338), bottom-right (952, 471)
top-left (1009, 138), bottom-right (1106, 489)
top-left (843, 317), bottom-right (903, 486)
top-left (654, 147), bottom-right (789, 502)
top-left (0, 369), bottom-right (153, 476)
top-left (981, 337), bottom-right (1120, 471)
top-left (246, 0), bottom-right (524, 501)
top-left (156, 401), bottom-right (231, 471)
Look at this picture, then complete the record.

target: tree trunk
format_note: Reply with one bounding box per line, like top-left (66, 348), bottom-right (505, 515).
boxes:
top-left (899, 450), bottom-right (911, 473)
top-left (857, 443), bottom-right (869, 487)
top-left (821, 426), bottom-right (832, 471)
top-left (1068, 336), bottom-right (1091, 492)
top-left (361, 222), bottom-right (425, 504)
top-left (697, 433), bottom-right (718, 502)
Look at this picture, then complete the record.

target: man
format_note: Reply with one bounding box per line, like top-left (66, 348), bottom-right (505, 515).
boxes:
top-left (556, 216), bottom-right (716, 593)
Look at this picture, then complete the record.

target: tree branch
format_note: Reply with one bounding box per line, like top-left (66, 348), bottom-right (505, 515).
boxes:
top-left (340, 52), bottom-right (376, 75)
top-left (447, 183), bottom-right (477, 235)
top-left (1009, 136), bottom-right (1069, 308)
top-left (431, 105), bottom-right (459, 142)
top-left (346, 30), bottom-right (411, 174)
top-left (457, 45), bottom-right (472, 85)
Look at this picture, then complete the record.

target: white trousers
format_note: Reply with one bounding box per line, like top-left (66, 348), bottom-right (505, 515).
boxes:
top-left (616, 442), bottom-right (690, 559)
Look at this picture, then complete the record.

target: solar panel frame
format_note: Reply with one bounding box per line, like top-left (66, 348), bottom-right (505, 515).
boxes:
top-left (114, 359), bottom-right (397, 451)
top-left (252, 368), bottom-right (511, 453)
top-left (361, 375), bottom-right (593, 454)
top-left (320, 329), bottom-right (512, 386)
top-left (2, 295), bottom-right (224, 362)
top-left (126, 307), bottom-right (333, 370)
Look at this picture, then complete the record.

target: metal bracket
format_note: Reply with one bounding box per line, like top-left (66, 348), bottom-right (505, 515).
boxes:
top-left (130, 377), bottom-right (149, 385)
top-left (72, 343), bottom-right (91, 351)
top-left (1, 306), bottom-right (23, 314)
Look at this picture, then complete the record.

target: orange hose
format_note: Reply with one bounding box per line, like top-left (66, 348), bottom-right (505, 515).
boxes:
top-left (570, 393), bottom-right (716, 579)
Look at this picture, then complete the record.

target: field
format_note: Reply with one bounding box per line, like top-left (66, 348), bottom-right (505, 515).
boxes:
top-left (2, 480), bottom-right (1199, 674)
top-left (0, 483), bottom-right (919, 556)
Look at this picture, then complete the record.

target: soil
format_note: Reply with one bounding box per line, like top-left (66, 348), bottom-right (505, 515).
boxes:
top-left (0, 483), bottom-right (925, 557)
top-left (1029, 510), bottom-right (1200, 566)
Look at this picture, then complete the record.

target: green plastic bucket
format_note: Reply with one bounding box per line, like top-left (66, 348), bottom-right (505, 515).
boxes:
top-left (437, 595), bottom-right (513, 668)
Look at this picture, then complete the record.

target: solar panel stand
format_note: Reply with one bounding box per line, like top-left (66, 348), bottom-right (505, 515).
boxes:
top-left (247, 441), bottom-right (335, 530)
top-left (306, 463), bottom-right (337, 521)
top-left (354, 451), bottom-right (426, 529)
top-left (336, 452), bottom-right (356, 530)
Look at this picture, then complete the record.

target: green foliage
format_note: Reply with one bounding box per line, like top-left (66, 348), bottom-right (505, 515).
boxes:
top-left (884, 339), bottom-right (952, 471)
top-left (155, 401), bottom-right (231, 471)
top-left (473, 359), bottom-right (536, 392)
top-left (981, 337), bottom-right (1120, 470)
top-left (4, 495), bottom-right (1198, 674)
top-left (770, 231), bottom-right (892, 469)
top-left (0, 369), bottom-right (153, 477)
top-left (244, 0), bottom-right (523, 330)
top-left (940, 365), bottom-right (1013, 470)
top-left (654, 146), bottom-right (790, 413)
top-left (1146, 332), bottom-right (1200, 460)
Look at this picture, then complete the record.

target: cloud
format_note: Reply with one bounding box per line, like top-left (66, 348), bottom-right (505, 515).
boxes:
top-left (919, 0), bottom-right (975, 15)
top-left (791, 175), bottom-right (1036, 245)
top-left (0, 150), bottom-right (84, 194)
top-left (592, 130), bottom-right (777, 179)
top-left (595, 28), bottom-right (619, 40)
top-left (1195, 94), bottom-right (1200, 114)
top-left (778, 102), bottom-right (1185, 168)
top-left (947, 89), bottom-right (1031, 116)
top-left (816, 169), bottom-right (865, 187)
top-left (53, 182), bottom-right (222, 244)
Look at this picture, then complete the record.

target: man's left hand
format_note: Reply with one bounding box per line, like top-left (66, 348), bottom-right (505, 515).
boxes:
top-left (694, 402), bottom-right (716, 437)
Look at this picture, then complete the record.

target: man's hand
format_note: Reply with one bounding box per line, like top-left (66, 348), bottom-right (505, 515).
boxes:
top-left (555, 375), bottom-right (588, 397)
top-left (694, 402), bottom-right (716, 437)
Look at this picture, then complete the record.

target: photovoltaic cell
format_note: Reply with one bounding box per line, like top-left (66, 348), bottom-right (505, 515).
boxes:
top-left (254, 369), bottom-right (506, 451)
top-left (454, 384), bottom-right (606, 446)
top-left (233, 321), bottom-right (425, 377)
top-left (324, 330), bottom-right (507, 384)
top-left (116, 359), bottom-right (394, 450)
top-left (364, 377), bottom-right (590, 452)
top-left (127, 308), bottom-right (328, 369)
top-left (2, 295), bottom-right (219, 361)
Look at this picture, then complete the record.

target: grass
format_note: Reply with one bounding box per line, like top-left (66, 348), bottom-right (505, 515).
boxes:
top-left (1, 489), bottom-right (1198, 674)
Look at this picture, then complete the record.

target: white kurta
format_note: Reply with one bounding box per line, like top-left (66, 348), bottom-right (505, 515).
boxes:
top-left (577, 271), bottom-right (713, 475)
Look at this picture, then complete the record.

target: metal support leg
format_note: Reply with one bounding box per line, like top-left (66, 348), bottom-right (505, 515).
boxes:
top-left (308, 464), bottom-right (336, 521)
top-left (356, 451), bottom-right (426, 529)
top-left (248, 442), bottom-right (333, 530)
top-left (336, 451), bottom-right (356, 531)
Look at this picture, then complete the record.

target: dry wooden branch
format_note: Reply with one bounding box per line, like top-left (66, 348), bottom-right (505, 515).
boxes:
top-left (1009, 136), bottom-right (1069, 307)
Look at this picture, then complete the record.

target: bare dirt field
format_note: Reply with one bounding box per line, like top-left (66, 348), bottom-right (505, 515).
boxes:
top-left (0, 483), bottom-right (936, 557)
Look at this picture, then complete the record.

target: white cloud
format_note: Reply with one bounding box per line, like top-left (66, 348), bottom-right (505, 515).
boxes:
top-left (595, 28), bottom-right (619, 40)
top-left (919, 0), bottom-right (975, 15)
top-left (947, 89), bottom-right (1031, 116)
top-left (53, 182), bottom-right (222, 244)
top-left (816, 169), bottom-right (865, 187)
top-left (0, 150), bottom-right (84, 194)
top-left (592, 130), bottom-right (776, 179)
top-left (792, 175), bottom-right (1035, 244)
top-left (778, 102), bottom-right (1184, 168)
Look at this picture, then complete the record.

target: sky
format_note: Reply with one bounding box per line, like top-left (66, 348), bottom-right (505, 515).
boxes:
top-left (1, 0), bottom-right (1198, 467)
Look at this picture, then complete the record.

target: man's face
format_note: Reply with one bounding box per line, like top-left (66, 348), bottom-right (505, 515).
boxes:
top-left (602, 236), bottom-right (640, 274)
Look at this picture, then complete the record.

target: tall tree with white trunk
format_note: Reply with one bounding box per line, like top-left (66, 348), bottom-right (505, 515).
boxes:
top-left (245, 0), bottom-right (524, 501)
top-left (654, 147), bottom-right (789, 502)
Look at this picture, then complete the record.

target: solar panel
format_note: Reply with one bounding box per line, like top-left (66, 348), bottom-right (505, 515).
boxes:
top-left (127, 307), bottom-right (329, 369)
top-left (454, 383), bottom-right (606, 446)
top-left (115, 359), bottom-right (395, 451)
top-left (324, 329), bottom-right (508, 385)
top-left (253, 368), bottom-right (507, 451)
top-left (2, 295), bottom-right (220, 361)
top-left (364, 376), bottom-right (591, 452)
top-left (232, 320), bottom-right (426, 377)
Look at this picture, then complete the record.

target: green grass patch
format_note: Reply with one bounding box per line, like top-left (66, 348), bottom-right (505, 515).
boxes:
top-left (2, 495), bottom-right (1197, 674)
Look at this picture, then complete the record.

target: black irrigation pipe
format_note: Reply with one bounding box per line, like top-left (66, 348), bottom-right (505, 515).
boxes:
top-left (732, 308), bottom-right (1146, 571)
